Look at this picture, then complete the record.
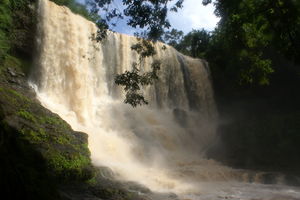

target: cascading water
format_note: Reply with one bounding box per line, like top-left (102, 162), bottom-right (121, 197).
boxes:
top-left (31, 0), bottom-right (300, 199)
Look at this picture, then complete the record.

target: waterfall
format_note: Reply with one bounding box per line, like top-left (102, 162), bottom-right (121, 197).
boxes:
top-left (30, 0), bottom-right (300, 199)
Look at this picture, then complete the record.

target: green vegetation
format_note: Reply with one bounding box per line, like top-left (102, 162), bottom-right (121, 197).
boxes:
top-left (21, 128), bottom-right (48, 142)
top-left (0, 87), bottom-right (31, 108)
top-left (115, 39), bottom-right (161, 106)
top-left (0, 0), bottom-right (12, 63)
top-left (18, 109), bottom-right (37, 122)
top-left (171, 29), bottom-right (210, 58)
top-left (39, 116), bottom-right (70, 129)
top-left (46, 150), bottom-right (91, 180)
top-left (0, 0), bottom-right (36, 75)
top-left (50, 0), bottom-right (101, 22)
top-left (0, 86), bottom-right (93, 179)
top-left (0, 84), bottom-right (94, 199)
top-left (205, 0), bottom-right (300, 85)
top-left (0, 119), bottom-right (60, 200)
top-left (89, 0), bottom-right (183, 40)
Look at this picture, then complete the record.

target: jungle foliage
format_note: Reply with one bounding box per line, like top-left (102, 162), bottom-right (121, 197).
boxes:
top-left (0, 0), bottom-right (36, 68)
top-left (51, 0), bottom-right (99, 21)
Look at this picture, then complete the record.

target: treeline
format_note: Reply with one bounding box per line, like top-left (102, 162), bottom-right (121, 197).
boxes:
top-left (51, 0), bottom-right (100, 22)
top-left (166, 0), bottom-right (300, 174)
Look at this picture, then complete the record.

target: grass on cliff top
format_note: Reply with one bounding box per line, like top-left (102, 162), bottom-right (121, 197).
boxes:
top-left (50, 0), bottom-right (99, 22)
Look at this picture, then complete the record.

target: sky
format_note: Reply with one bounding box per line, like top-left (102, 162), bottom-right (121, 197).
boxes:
top-left (168, 0), bottom-right (219, 33)
top-left (76, 0), bottom-right (220, 35)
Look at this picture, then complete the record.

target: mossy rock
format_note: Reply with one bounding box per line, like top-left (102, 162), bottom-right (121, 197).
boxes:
top-left (0, 77), bottom-right (93, 182)
top-left (0, 119), bottom-right (60, 200)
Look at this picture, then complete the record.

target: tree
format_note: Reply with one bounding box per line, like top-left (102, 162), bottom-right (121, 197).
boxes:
top-left (203, 0), bottom-right (300, 85)
top-left (163, 28), bottom-right (184, 47)
top-left (88, 0), bottom-right (184, 40)
top-left (175, 29), bottom-right (211, 58)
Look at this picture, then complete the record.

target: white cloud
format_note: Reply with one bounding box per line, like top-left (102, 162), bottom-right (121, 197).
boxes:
top-left (168, 0), bottom-right (220, 33)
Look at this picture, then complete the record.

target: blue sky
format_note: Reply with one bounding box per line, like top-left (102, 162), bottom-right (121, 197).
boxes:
top-left (76, 0), bottom-right (219, 35)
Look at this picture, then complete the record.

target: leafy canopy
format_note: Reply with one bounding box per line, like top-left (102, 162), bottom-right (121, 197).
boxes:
top-left (88, 0), bottom-right (183, 40)
top-left (208, 0), bottom-right (300, 85)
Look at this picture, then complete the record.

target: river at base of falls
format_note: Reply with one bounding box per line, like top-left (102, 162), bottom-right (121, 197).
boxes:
top-left (179, 182), bottom-right (300, 200)
top-left (33, 0), bottom-right (300, 199)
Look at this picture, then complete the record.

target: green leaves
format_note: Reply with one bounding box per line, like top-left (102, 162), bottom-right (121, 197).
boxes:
top-left (124, 91), bottom-right (148, 107)
top-left (242, 23), bottom-right (269, 48)
top-left (91, 0), bottom-right (183, 41)
top-left (199, 0), bottom-right (300, 86)
top-left (114, 63), bottom-right (150, 107)
top-left (115, 65), bottom-right (141, 92)
top-left (115, 54), bottom-right (161, 107)
top-left (163, 28), bottom-right (184, 47)
top-left (171, 29), bottom-right (211, 59)
top-left (239, 51), bottom-right (273, 85)
top-left (131, 40), bottom-right (156, 58)
top-left (114, 66), bottom-right (149, 107)
top-left (0, 1), bottom-right (12, 63)
top-left (114, 39), bottom-right (161, 107)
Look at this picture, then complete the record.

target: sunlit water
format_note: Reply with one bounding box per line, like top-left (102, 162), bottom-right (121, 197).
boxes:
top-left (30, 0), bottom-right (300, 199)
